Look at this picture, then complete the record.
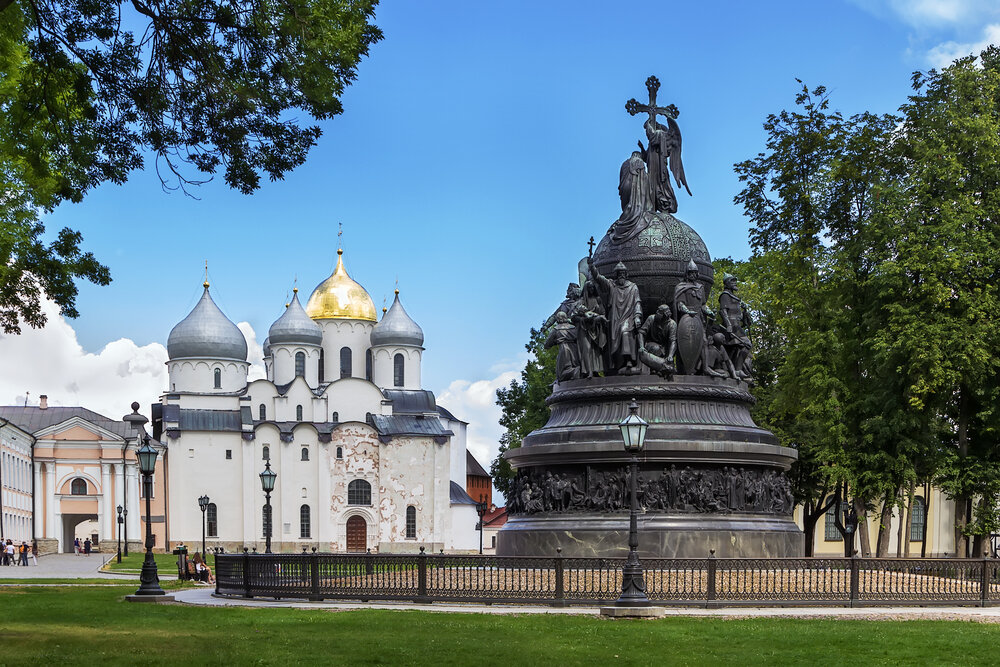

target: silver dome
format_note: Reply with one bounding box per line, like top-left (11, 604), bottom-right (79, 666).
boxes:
top-left (167, 285), bottom-right (248, 361)
top-left (262, 337), bottom-right (271, 357)
top-left (371, 292), bottom-right (424, 347)
top-left (268, 291), bottom-right (322, 346)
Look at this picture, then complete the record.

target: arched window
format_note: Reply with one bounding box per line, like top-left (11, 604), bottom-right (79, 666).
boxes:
top-left (262, 503), bottom-right (272, 538)
top-left (296, 404), bottom-right (303, 421)
top-left (262, 445), bottom-right (270, 461)
top-left (393, 353), bottom-right (405, 387)
top-left (207, 503), bottom-right (218, 537)
top-left (824, 498), bottom-right (847, 541)
top-left (301, 447), bottom-right (309, 461)
top-left (911, 496), bottom-right (926, 542)
top-left (295, 351), bottom-right (306, 377)
top-left (71, 478), bottom-right (87, 495)
top-left (340, 346), bottom-right (352, 379)
top-left (331, 411), bottom-right (339, 422)
top-left (365, 349), bottom-right (373, 381)
top-left (348, 479), bottom-right (372, 506)
top-left (300, 504), bottom-right (311, 538)
top-left (259, 403), bottom-right (266, 421)
top-left (336, 446), bottom-right (343, 459)
top-left (405, 505), bottom-right (416, 539)
top-left (318, 348), bottom-right (325, 383)
top-left (214, 368), bottom-right (222, 389)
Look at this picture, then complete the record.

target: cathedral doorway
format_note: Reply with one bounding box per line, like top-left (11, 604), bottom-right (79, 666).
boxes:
top-left (346, 515), bottom-right (367, 552)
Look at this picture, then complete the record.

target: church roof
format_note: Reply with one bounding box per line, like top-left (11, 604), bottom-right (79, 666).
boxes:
top-left (466, 451), bottom-right (489, 478)
top-left (382, 389), bottom-right (437, 414)
top-left (305, 249), bottom-right (377, 321)
top-left (368, 414), bottom-right (453, 439)
top-left (0, 406), bottom-right (131, 438)
top-left (167, 284), bottom-right (248, 361)
top-left (371, 291), bottom-right (423, 347)
top-left (450, 481), bottom-right (477, 505)
top-left (268, 290), bottom-right (322, 346)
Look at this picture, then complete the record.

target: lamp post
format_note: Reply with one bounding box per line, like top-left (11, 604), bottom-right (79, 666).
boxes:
top-left (843, 503), bottom-right (858, 557)
top-left (475, 495), bottom-right (488, 555)
top-left (259, 461), bottom-right (276, 554)
top-left (116, 505), bottom-right (123, 563)
top-left (615, 398), bottom-right (650, 607)
top-left (122, 507), bottom-right (128, 557)
top-left (198, 495), bottom-right (210, 556)
top-left (135, 435), bottom-right (165, 596)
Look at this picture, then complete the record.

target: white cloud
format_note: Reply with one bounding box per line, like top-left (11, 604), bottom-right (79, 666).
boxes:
top-left (238, 321), bottom-right (267, 381)
top-left (853, 0), bottom-right (1000, 27)
top-left (0, 300), bottom-right (267, 421)
top-left (926, 23), bottom-right (1000, 67)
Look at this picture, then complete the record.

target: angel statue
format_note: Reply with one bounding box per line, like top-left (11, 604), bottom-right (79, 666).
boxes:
top-left (626, 76), bottom-right (692, 214)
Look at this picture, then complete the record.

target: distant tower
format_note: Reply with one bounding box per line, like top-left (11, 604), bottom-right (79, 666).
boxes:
top-left (370, 289), bottom-right (424, 389)
top-left (166, 281), bottom-right (249, 393)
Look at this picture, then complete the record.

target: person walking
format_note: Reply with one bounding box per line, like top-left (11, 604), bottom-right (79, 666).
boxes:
top-left (83, 538), bottom-right (91, 556)
top-left (5, 540), bottom-right (14, 566)
top-left (30, 540), bottom-right (38, 566)
top-left (74, 537), bottom-right (81, 556)
top-left (18, 542), bottom-right (28, 566)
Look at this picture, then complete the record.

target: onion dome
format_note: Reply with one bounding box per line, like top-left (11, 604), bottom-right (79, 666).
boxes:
top-left (262, 337), bottom-right (271, 357)
top-left (305, 249), bottom-right (377, 321)
top-left (268, 289), bottom-right (322, 345)
top-left (371, 290), bottom-right (424, 347)
top-left (167, 283), bottom-right (248, 361)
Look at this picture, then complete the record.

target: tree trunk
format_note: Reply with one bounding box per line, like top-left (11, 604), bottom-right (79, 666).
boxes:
top-left (896, 490), bottom-right (906, 557)
top-left (855, 497), bottom-right (871, 557)
top-left (955, 387), bottom-right (970, 558)
top-left (875, 490), bottom-right (894, 557)
top-left (903, 481), bottom-right (915, 558)
top-left (921, 481), bottom-right (930, 558)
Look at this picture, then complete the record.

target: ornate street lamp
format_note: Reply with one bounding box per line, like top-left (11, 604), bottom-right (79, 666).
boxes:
top-left (135, 434), bottom-right (166, 596)
top-left (198, 494), bottom-right (210, 556)
top-left (259, 461), bottom-right (277, 554)
top-left (116, 504), bottom-right (123, 563)
top-left (123, 507), bottom-right (128, 557)
top-left (615, 398), bottom-right (649, 607)
top-left (475, 495), bottom-right (488, 555)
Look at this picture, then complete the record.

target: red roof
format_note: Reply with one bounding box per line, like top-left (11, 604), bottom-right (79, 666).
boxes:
top-left (482, 506), bottom-right (508, 527)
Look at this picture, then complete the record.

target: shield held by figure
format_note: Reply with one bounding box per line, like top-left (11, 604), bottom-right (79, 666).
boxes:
top-left (676, 314), bottom-right (704, 374)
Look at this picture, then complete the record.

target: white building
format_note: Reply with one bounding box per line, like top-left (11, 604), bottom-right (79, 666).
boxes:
top-left (0, 415), bottom-right (33, 545)
top-left (156, 249), bottom-right (480, 553)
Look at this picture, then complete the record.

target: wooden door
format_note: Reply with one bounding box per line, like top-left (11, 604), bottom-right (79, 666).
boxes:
top-left (346, 515), bottom-right (367, 552)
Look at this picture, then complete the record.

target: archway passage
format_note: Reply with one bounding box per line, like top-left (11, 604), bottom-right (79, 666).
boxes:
top-left (346, 515), bottom-right (367, 552)
top-left (62, 514), bottom-right (98, 553)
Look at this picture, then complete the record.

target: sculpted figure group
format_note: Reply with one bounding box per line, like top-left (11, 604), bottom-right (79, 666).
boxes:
top-left (508, 464), bottom-right (794, 517)
top-left (544, 258), bottom-right (753, 382)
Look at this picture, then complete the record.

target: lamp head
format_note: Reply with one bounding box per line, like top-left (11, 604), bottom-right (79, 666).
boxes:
top-left (618, 398), bottom-right (648, 454)
top-left (136, 436), bottom-right (158, 475)
top-left (199, 494), bottom-right (210, 509)
top-left (259, 460), bottom-right (277, 492)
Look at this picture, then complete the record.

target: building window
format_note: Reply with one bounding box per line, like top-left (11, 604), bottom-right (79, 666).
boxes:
top-left (332, 411), bottom-right (339, 422)
top-left (296, 405), bottom-right (303, 421)
top-left (336, 447), bottom-right (343, 459)
top-left (301, 447), bottom-right (309, 461)
top-left (319, 348), bottom-right (325, 383)
top-left (348, 479), bottom-right (371, 506)
top-left (393, 353), bottom-right (405, 387)
top-left (207, 503), bottom-right (218, 537)
top-left (824, 500), bottom-right (847, 541)
top-left (262, 445), bottom-right (270, 461)
top-left (295, 351), bottom-right (305, 377)
top-left (71, 478), bottom-right (87, 495)
top-left (300, 504), bottom-right (311, 538)
top-left (225, 450), bottom-right (232, 460)
top-left (405, 505), bottom-right (416, 539)
top-left (340, 347), bottom-right (352, 379)
top-left (259, 403), bottom-right (266, 421)
top-left (365, 349), bottom-right (373, 381)
top-left (911, 496), bottom-right (926, 542)
top-left (214, 368), bottom-right (222, 389)
top-left (263, 504), bottom-right (272, 538)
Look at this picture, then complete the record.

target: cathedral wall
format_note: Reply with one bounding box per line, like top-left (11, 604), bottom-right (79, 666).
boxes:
top-left (328, 424), bottom-right (381, 551)
top-left (322, 378), bottom-right (389, 423)
top-left (445, 419), bottom-right (468, 483)
top-left (371, 346), bottom-right (422, 390)
top-left (270, 344), bottom-right (321, 386)
top-left (376, 436), bottom-right (449, 553)
top-left (167, 358), bottom-right (249, 394)
top-left (317, 320), bottom-right (374, 382)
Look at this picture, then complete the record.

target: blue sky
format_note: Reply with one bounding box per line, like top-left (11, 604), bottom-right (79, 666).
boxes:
top-left (13, 0), bottom-right (999, 457)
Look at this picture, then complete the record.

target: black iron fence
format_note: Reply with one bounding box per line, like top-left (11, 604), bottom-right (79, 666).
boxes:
top-left (214, 548), bottom-right (1000, 607)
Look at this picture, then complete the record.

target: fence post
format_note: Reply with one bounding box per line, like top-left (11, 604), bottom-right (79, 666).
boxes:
top-left (981, 557), bottom-right (990, 607)
top-left (849, 551), bottom-right (860, 608)
top-left (554, 547), bottom-right (565, 607)
top-left (242, 547), bottom-right (252, 599)
top-left (706, 549), bottom-right (717, 605)
top-left (310, 549), bottom-right (320, 601)
top-left (366, 548), bottom-right (374, 575)
top-left (417, 546), bottom-right (428, 602)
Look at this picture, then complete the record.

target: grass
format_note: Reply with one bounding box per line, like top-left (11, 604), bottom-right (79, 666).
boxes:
top-left (102, 552), bottom-right (186, 573)
top-left (1, 585), bottom-right (1000, 665)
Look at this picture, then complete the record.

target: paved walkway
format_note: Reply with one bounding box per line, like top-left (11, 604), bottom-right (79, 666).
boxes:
top-left (169, 588), bottom-right (1000, 620)
top-left (0, 553), bottom-right (122, 579)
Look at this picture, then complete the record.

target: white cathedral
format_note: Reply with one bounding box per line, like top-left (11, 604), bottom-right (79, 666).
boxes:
top-left (154, 249), bottom-right (481, 553)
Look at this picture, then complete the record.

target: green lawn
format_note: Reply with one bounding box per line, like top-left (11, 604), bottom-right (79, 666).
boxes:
top-left (102, 552), bottom-right (187, 573)
top-left (1, 585), bottom-right (999, 665)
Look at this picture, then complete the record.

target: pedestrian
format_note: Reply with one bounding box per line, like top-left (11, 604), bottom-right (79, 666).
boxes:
top-left (30, 540), bottom-right (38, 566)
top-left (18, 542), bottom-right (28, 566)
top-left (5, 540), bottom-right (14, 566)
top-left (74, 537), bottom-right (81, 555)
top-left (84, 538), bottom-right (92, 556)
top-left (0, 540), bottom-right (7, 566)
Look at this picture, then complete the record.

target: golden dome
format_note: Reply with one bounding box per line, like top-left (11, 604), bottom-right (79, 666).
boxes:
top-left (305, 250), bottom-right (377, 321)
